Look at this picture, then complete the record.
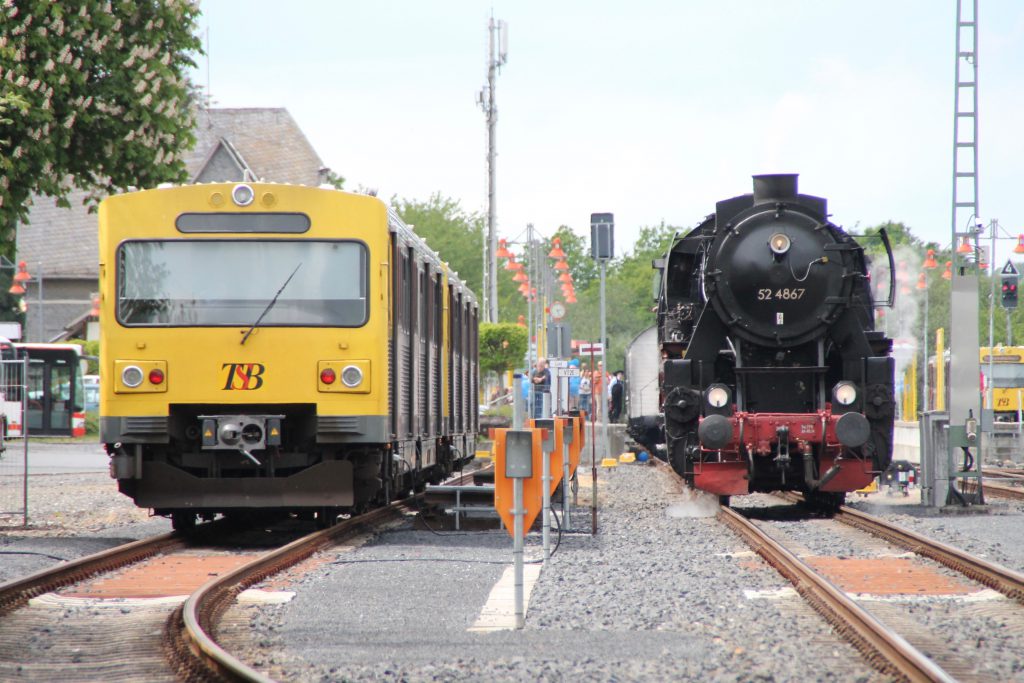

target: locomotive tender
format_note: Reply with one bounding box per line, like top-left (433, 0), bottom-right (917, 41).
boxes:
top-left (99, 183), bottom-right (478, 529)
top-left (656, 174), bottom-right (894, 507)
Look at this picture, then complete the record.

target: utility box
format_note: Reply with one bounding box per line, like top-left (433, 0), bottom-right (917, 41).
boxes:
top-left (504, 430), bottom-right (534, 479)
top-left (533, 418), bottom-right (555, 451)
top-left (547, 322), bottom-right (572, 358)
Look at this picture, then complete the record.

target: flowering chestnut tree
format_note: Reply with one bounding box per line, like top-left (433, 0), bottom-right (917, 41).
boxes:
top-left (0, 1), bottom-right (202, 239)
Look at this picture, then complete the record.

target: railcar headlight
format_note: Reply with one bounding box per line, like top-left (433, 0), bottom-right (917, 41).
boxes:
top-left (122, 365), bottom-right (144, 388)
top-left (769, 233), bottom-right (791, 256)
top-left (833, 381), bottom-right (858, 406)
top-left (706, 384), bottom-right (730, 409)
top-left (341, 365), bottom-right (363, 388)
top-left (232, 183), bottom-right (255, 207)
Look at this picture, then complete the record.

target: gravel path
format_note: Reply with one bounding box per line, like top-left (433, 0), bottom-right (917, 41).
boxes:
top-left (233, 464), bottom-right (884, 682)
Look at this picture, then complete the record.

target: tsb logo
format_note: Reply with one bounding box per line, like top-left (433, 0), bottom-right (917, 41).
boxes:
top-left (222, 363), bottom-right (266, 390)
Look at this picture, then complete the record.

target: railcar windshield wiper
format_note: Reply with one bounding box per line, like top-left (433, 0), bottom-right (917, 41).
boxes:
top-left (240, 263), bottom-right (302, 345)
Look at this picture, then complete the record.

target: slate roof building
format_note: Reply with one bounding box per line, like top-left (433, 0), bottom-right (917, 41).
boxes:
top-left (15, 107), bottom-right (328, 341)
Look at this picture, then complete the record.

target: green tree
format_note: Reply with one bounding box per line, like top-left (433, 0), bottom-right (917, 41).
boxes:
top-left (478, 322), bottom-right (527, 381)
top-left (68, 337), bottom-right (99, 373)
top-left (323, 170), bottom-right (346, 190)
top-left (0, 1), bottom-right (203, 251)
top-left (393, 193), bottom-right (483, 294)
top-left (859, 221), bottom-right (924, 253)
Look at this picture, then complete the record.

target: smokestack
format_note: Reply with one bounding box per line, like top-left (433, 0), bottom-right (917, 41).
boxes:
top-left (752, 174), bottom-right (799, 203)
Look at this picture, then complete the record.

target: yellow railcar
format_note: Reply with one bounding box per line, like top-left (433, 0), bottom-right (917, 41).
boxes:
top-left (99, 183), bottom-right (478, 529)
top-left (980, 346), bottom-right (1024, 420)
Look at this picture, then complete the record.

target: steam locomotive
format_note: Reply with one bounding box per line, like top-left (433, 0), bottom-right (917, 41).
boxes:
top-left (656, 174), bottom-right (894, 508)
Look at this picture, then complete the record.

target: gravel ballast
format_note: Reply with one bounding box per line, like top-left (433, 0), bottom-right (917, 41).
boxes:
top-left (238, 463), bottom-right (885, 682)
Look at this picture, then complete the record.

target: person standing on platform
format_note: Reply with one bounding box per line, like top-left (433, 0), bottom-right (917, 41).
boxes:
top-left (609, 370), bottom-right (625, 422)
top-left (568, 358), bottom-right (581, 411)
top-left (530, 358), bottom-right (551, 418)
top-left (592, 361), bottom-right (607, 422)
top-left (578, 370), bottom-right (592, 418)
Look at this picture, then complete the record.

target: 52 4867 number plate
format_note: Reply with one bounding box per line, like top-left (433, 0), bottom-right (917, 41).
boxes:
top-left (757, 288), bottom-right (805, 301)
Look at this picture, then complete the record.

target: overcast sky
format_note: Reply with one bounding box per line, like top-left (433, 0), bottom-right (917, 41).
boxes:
top-left (196, 1), bottom-right (1024, 264)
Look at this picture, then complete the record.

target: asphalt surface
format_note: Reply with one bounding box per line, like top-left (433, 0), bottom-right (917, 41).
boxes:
top-left (0, 438), bottom-right (108, 474)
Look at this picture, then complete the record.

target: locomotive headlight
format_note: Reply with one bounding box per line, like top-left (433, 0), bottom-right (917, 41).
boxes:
top-left (706, 384), bottom-right (730, 409)
top-left (231, 183), bottom-right (255, 207)
top-left (121, 365), bottom-right (144, 388)
top-left (341, 365), bottom-right (363, 388)
top-left (769, 233), bottom-right (792, 256)
top-left (833, 381), bottom-right (858, 406)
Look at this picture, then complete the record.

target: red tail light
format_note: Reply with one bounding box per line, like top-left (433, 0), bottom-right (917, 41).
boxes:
top-left (149, 368), bottom-right (165, 385)
top-left (320, 368), bottom-right (336, 384)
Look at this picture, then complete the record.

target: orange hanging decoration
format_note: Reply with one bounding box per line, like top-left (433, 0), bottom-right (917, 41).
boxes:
top-left (923, 249), bottom-right (938, 269)
top-left (496, 238), bottom-right (514, 259)
top-left (548, 237), bottom-right (566, 260)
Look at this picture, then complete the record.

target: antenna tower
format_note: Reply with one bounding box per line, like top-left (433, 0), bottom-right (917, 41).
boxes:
top-left (478, 17), bottom-right (507, 323)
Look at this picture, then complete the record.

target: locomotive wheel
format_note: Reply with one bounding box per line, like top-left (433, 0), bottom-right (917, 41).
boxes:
top-left (171, 512), bottom-right (196, 532)
top-left (316, 506), bottom-right (340, 529)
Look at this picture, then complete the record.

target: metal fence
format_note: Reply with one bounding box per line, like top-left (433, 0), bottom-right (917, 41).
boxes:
top-left (0, 358), bottom-right (29, 527)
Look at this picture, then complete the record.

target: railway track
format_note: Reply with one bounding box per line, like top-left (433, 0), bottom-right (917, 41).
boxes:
top-left (772, 492), bottom-right (1024, 606)
top-left (690, 465), bottom-right (1024, 682)
top-left (717, 506), bottom-right (956, 683)
top-left (0, 465), bottom-right (487, 682)
top-left (970, 478), bottom-right (1024, 501)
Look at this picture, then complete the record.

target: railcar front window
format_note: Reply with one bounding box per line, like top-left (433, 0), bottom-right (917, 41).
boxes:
top-left (117, 240), bottom-right (368, 327)
top-left (988, 364), bottom-right (1024, 388)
